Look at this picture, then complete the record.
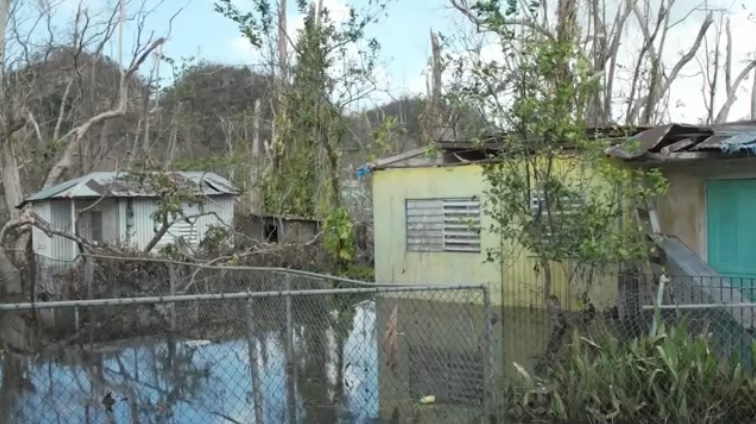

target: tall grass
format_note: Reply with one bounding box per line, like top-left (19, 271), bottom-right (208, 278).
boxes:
top-left (505, 319), bottom-right (756, 423)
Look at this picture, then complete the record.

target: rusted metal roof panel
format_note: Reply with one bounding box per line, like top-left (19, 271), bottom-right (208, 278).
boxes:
top-left (605, 124), bottom-right (712, 159)
top-left (691, 135), bottom-right (724, 150)
top-left (606, 120), bottom-right (756, 160)
top-left (21, 171), bottom-right (238, 207)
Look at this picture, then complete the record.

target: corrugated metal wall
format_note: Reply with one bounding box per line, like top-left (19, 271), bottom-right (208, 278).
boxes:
top-left (73, 199), bottom-right (119, 244)
top-left (130, 195), bottom-right (235, 251)
top-left (198, 195), bottom-right (235, 243)
top-left (131, 199), bottom-right (164, 250)
top-left (48, 199), bottom-right (76, 262)
top-left (32, 195), bottom-right (236, 256)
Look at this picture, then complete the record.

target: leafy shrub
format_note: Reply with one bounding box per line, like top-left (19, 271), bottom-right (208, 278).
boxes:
top-left (506, 319), bottom-right (756, 423)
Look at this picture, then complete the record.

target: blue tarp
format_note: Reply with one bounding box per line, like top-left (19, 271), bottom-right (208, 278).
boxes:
top-left (354, 164), bottom-right (372, 179)
top-left (719, 131), bottom-right (756, 154)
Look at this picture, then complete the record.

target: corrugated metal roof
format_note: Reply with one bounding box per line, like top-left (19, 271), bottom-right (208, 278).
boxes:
top-left (21, 171), bottom-right (238, 207)
top-left (606, 120), bottom-right (756, 160)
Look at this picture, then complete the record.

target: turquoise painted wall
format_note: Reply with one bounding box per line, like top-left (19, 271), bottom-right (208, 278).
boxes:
top-left (706, 178), bottom-right (756, 299)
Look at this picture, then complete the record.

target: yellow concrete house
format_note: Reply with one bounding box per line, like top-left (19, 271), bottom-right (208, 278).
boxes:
top-left (366, 139), bottom-right (622, 311)
top-left (364, 122), bottom-right (756, 421)
top-left (366, 121), bottom-right (756, 307)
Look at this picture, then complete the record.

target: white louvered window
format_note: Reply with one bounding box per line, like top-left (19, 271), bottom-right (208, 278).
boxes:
top-left (406, 198), bottom-right (481, 253)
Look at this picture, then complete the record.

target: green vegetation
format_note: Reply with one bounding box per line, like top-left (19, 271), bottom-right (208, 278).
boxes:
top-left (507, 319), bottom-right (756, 423)
top-left (218, 0), bottom-right (394, 268)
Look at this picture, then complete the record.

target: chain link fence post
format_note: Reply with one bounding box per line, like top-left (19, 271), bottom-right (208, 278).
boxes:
top-left (482, 285), bottom-right (495, 423)
top-left (285, 274), bottom-right (297, 423)
top-left (244, 294), bottom-right (264, 423)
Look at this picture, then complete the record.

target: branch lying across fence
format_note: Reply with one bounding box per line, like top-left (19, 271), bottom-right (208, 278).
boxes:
top-left (80, 252), bottom-right (400, 288)
top-left (0, 284), bottom-right (487, 311)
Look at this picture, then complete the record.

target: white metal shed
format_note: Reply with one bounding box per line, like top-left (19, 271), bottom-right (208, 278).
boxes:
top-left (20, 171), bottom-right (238, 263)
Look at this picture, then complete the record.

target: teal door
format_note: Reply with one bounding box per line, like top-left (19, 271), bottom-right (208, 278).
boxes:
top-left (706, 179), bottom-right (756, 299)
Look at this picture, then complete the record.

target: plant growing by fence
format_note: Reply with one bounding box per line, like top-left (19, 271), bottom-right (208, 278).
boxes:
top-left (506, 318), bottom-right (756, 423)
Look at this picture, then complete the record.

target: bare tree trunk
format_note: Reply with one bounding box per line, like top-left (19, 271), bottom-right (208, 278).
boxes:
top-left (249, 99), bottom-right (262, 213)
top-left (271, 0), bottom-right (288, 147)
top-left (42, 0), bottom-right (164, 189)
top-left (0, 0), bottom-right (6, 107)
top-left (1, 145), bottom-right (23, 219)
top-left (426, 30), bottom-right (443, 144)
top-left (0, 0), bottom-right (24, 221)
top-left (0, 0), bottom-right (26, 307)
top-left (715, 59), bottom-right (756, 123)
top-left (0, 218), bottom-right (35, 353)
top-left (277, 0), bottom-right (288, 85)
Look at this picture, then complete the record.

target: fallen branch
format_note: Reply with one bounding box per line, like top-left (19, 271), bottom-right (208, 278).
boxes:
top-left (180, 232), bottom-right (323, 294)
top-left (144, 211), bottom-right (221, 254)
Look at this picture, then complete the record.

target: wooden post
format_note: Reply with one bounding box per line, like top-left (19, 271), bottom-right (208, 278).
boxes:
top-left (84, 257), bottom-right (94, 344)
top-left (168, 264), bottom-right (176, 332)
top-left (244, 296), bottom-right (264, 423)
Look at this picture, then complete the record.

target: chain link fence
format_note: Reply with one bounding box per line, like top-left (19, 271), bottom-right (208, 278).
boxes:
top-left (24, 254), bottom-right (756, 423)
top-left (0, 281), bottom-right (494, 424)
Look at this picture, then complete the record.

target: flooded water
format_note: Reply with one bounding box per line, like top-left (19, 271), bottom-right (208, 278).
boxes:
top-left (0, 302), bottom-right (380, 424)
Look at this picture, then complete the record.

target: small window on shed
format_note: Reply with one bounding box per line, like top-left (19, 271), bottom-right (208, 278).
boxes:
top-left (264, 223), bottom-right (279, 243)
top-left (405, 198), bottom-right (481, 253)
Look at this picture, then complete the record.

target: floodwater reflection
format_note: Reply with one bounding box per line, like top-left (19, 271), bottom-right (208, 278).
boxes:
top-left (0, 302), bottom-right (378, 424)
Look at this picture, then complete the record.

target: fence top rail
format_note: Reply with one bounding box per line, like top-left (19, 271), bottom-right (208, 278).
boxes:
top-left (78, 253), bottom-right (394, 288)
top-left (0, 284), bottom-right (488, 311)
top-left (642, 302), bottom-right (756, 311)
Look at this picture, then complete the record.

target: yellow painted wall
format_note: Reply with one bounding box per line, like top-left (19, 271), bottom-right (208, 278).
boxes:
top-left (372, 163), bottom-right (618, 310)
top-left (372, 165), bottom-right (503, 302)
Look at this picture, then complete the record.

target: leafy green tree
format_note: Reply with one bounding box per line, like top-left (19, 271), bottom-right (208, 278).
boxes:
top-left (217, 0), bottom-right (393, 265)
top-left (449, 0), bottom-right (667, 304)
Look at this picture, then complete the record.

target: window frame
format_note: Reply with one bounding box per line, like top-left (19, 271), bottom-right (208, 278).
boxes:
top-left (405, 197), bottom-right (482, 253)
